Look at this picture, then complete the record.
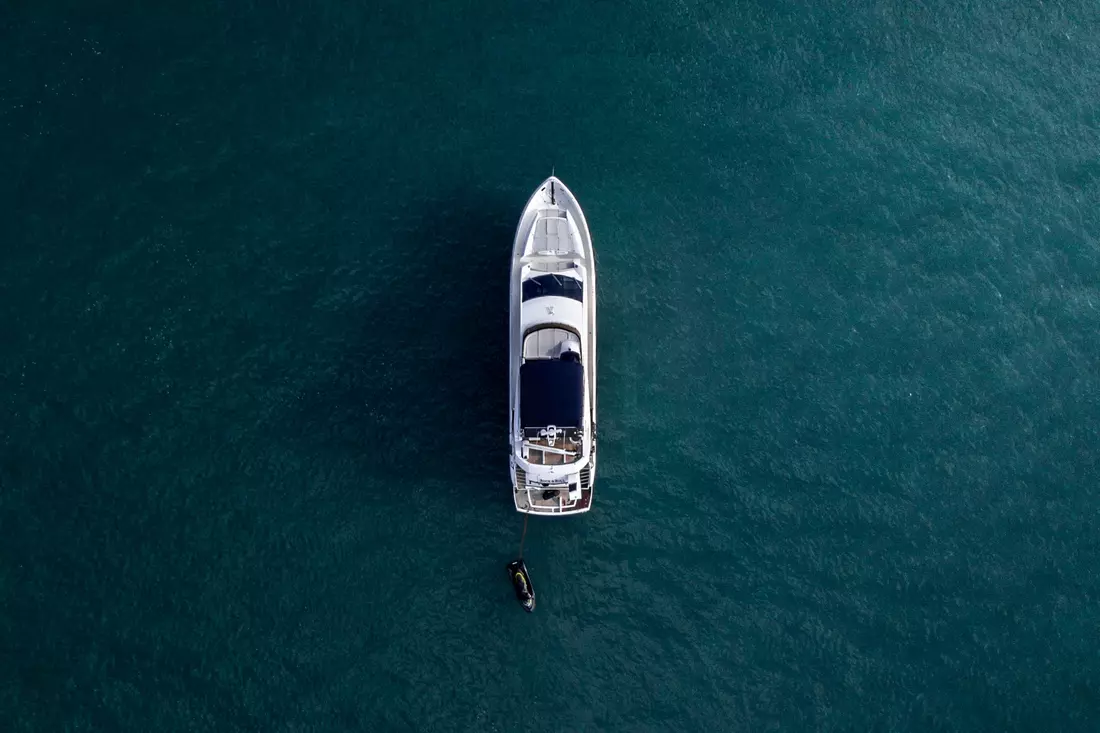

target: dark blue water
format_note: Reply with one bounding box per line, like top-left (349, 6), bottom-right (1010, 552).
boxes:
top-left (3, 1), bottom-right (1099, 730)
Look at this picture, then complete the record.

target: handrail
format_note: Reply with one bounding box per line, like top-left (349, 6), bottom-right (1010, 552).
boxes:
top-left (520, 252), bottom-right (586, 264)
top-left (518, 487), bottom-right (579, 513)
top-left (524, 442), bottom-right (577, 456)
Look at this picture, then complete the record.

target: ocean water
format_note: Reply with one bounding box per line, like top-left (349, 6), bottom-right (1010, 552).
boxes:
top-left (2, 1), bottom-right (1099, 730)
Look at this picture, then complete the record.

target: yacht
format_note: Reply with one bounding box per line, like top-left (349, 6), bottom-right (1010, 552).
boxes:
top-left (509, 176), bottom-right (597, 515)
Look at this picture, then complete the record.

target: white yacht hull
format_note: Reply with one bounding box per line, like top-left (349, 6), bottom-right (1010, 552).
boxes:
top-left (509, 177), bottom-right (597, 515)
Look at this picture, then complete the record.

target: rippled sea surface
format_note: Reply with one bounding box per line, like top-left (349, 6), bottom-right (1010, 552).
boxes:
top-left (3, 1), bottom-right (1099, 730)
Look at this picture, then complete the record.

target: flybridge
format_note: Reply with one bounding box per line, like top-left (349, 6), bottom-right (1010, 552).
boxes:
top-left (521, 426), bottom-right (583, 466)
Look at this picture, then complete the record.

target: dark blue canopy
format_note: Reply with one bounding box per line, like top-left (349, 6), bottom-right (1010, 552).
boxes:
top-left (520, 359), bottom-right (583, 428)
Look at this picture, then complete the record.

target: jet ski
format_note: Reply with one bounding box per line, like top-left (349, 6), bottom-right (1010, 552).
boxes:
top-left (506, 559), bottom-right (536, 612)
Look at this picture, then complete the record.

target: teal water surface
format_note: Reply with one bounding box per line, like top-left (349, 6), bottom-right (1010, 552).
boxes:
top-left (3, 1), bottom-right (1099, 731)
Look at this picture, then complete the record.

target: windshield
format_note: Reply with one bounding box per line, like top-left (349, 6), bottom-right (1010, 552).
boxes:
top-left (522, 274), bottom-right (583, 303)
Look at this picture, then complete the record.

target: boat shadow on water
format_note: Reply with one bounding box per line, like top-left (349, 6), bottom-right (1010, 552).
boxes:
top-left (294, 189), bottom-right (514, 492)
